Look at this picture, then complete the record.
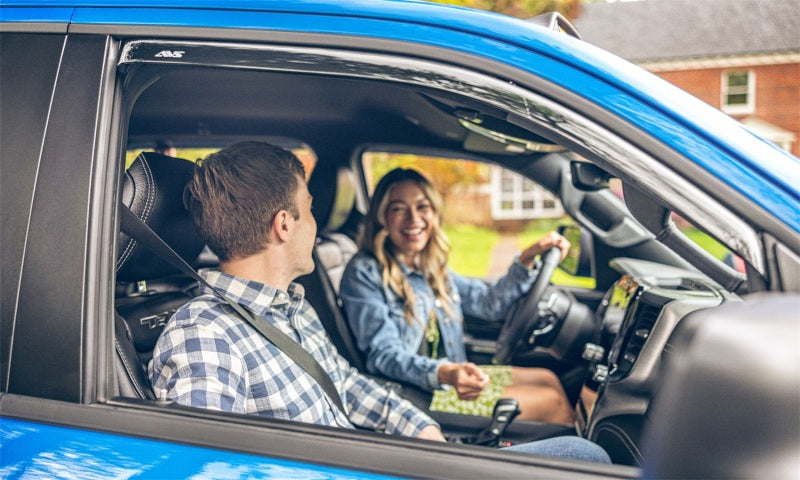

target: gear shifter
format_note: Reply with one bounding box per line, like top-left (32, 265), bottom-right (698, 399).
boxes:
top-left (472, 398), bottom-right (521, 447)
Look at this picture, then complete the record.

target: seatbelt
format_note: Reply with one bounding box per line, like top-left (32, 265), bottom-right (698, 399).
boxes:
top-left (119, 204), bottom-right (347, 415)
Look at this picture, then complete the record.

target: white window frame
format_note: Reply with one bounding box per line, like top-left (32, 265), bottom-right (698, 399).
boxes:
top-left (490, 166), bottom-right (563, 220)
top-left (721, 70), bottom-right (755, 115)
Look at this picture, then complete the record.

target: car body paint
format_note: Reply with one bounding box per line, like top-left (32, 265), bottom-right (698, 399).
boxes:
top-left (0, 417), bottom-right (402, 479)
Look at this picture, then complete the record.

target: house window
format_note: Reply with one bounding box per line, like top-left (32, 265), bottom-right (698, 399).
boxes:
top-left (722, 70), bottom-right (755, 115)
top-left (490, 167), bottom-right (563, 220)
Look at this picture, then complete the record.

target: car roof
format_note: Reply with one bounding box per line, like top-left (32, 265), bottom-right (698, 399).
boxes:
top-left (3, 0), bottom-right (799, 231)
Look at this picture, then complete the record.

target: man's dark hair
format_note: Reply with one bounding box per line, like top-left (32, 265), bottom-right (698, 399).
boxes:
top-left (185, 141), bottom-right (306, 262)
top-left (154, 139), bottom-right (174, 153)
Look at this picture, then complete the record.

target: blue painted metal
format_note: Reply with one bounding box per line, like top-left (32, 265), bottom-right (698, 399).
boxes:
top-left (1, 0), bottom-right (797, 227)
top-left (0, 417), bottom-right (402, 479)
top-left (0, 6), bottom-right (74, 22)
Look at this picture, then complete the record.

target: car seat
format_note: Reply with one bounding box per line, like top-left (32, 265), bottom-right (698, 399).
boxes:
top-left (296, 163), bottom-right (366, 372)
top-left (113, 152), bottom-right (206, 399)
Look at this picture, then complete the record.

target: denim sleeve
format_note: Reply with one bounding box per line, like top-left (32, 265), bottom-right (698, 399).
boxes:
top-left (453, 258), bottom-right (541, 321)
top-left (340, 255), bottom-right (448, 391)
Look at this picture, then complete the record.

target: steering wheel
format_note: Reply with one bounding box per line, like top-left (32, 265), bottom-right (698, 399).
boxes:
top-left (491, 246), bottom-right (562, 365)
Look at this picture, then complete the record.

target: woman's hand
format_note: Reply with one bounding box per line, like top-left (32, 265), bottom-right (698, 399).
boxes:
top-left (518, 231), bottom-right (571, 269)
top-left (438, 362), bottom-right (490, 400)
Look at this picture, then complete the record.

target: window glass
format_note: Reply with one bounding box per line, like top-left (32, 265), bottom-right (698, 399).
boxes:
top-left (722, 70), bottom-right (754, 114)
top-left (673, 213), bottom-right (744, 273)
top-left (362, 152), bottom-right (594, 288)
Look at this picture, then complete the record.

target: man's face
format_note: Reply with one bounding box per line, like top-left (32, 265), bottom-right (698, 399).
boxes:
top-left (289, 176), bottom-right (317, 277)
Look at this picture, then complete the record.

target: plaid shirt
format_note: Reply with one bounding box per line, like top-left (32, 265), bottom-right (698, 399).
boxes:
top-left (149, 269), bottom-right (436, 437)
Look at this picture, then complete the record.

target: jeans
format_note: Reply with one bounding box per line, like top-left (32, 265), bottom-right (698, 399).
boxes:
top-left (503, 436), bottom-right (612, 464)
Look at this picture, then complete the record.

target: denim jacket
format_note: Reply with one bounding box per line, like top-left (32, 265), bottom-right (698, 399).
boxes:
top-left (340, 252), bottom-right (540, 392)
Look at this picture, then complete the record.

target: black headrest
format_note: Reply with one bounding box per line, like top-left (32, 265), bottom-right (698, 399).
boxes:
top-left (116, 152), bottom-right (206, 282)
top-left (308, 163), bottom-right (357, 232)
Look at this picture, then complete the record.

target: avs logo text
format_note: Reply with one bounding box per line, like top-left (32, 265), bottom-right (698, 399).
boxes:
top-left (154, 50), bottom-right (185, 58)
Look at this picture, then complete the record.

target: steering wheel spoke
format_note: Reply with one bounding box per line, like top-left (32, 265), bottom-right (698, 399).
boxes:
top-left (492, 247), bottom-right (562, 365)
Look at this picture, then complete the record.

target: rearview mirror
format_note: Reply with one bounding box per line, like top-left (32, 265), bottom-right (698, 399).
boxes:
top-left (571, 162), bottom-right (612, 191)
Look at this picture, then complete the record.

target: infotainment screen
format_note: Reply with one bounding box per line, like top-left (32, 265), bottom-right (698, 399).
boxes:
top-left (604, 274), bottom-right (639, 327)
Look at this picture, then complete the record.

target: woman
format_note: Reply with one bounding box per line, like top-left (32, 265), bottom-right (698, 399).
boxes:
top-left (340, 168), bottom-right (575, 424)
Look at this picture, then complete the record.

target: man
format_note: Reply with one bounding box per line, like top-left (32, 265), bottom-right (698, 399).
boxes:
top-left (149, 142), bottom-right (610, 462)
top-left (154, 139), bottom-right (177, 157)
top-left (150, 141), bottom-right (442, 440)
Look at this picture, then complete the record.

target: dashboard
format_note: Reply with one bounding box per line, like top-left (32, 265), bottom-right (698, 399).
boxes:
top-left (582, 257), bottom-right (737, 465)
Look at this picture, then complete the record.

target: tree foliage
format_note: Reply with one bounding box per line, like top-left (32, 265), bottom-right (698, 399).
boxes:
top-left (426, 0), bottom-right (581, 20)
top-left (365, 153), bottom-right (489, 192)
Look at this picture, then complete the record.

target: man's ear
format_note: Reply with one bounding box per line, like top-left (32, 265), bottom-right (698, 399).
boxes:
top-left (271, 209), bottom-right (292, 243)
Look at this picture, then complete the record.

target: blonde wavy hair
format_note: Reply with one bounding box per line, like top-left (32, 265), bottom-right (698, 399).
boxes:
top-left (359, 168), bottom-right (454, 324)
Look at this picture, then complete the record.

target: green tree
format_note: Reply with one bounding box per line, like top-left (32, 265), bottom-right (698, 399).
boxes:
top-left (426, 0), bottom-right (581, 20)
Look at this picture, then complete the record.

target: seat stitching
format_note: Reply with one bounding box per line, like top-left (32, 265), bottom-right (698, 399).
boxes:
top-left (116, 153), bottom-right (157, 272)
top-left (114, 336), bottom-right (146, 398)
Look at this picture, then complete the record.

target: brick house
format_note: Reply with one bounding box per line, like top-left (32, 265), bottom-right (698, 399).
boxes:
top-left (574, 0), bottom-right (800, 157)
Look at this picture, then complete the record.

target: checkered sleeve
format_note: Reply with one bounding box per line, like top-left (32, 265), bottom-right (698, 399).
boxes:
top-left (336, 354), bottom-right (438, 437)
top-left (150, 308), bottom-right (248, 413)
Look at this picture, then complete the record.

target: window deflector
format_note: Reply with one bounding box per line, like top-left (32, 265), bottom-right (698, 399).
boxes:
top-left (118, 39), bottom-right (765, 275)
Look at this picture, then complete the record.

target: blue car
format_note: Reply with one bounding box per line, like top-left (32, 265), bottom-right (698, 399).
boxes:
top-left (1, 1), bottom-right (798, 478)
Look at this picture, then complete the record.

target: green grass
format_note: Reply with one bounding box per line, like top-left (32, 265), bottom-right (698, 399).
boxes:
top-left (444, 221), bottom-right (595, 288)
top-left (443, 224), bottom-right (499, 277)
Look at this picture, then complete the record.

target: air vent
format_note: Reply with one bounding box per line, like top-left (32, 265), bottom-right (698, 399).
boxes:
top-left (614, 303), bottom-right (661, 378)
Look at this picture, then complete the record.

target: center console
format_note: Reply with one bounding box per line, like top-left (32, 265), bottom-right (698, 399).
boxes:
top-left (580, 258), bottom-right (734, 465)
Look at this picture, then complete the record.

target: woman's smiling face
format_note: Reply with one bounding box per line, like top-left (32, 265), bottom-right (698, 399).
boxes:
top-left (384, 180), bottom-right (436, 266)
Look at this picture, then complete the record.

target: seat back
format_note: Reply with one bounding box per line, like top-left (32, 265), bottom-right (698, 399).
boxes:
top-left (114, 152), bottom-right (206, 399)
top-left (297, 164), bottom-right (366, 371)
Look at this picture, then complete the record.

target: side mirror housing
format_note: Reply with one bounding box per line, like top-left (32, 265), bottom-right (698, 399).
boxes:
top-left (558, 225), bottom-right (593, 278)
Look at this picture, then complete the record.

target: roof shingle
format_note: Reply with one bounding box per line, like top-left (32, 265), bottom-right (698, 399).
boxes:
top-left (573, 0), bottom-right (800, 62)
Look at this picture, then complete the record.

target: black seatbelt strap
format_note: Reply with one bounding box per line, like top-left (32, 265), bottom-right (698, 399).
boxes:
top-left (119, 204), bottom-right (346, 415)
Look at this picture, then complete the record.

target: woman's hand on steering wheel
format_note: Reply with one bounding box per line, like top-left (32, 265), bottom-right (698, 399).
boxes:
top-left (438, 363), bottom-right (490, 400)
top-left (518, 231), bottom-right (570, 269)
